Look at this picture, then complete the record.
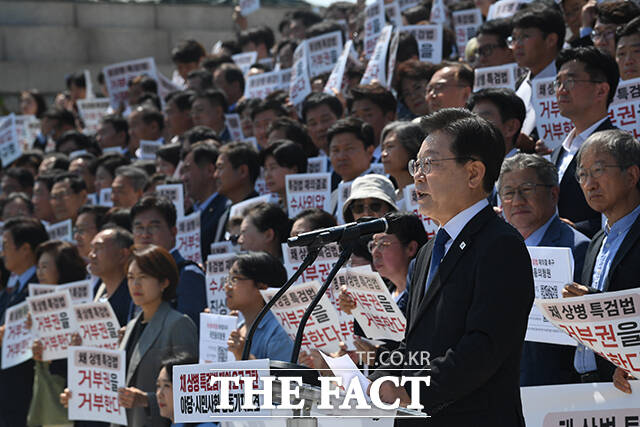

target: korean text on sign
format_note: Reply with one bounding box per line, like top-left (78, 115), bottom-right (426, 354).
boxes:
top-left (285, 172), bottom-right (331, 218)
top-left (206, 253), bottom-right (236, 314)
top-left (532, 77), bottom-right (573, 151)
top-left (608, 77), bottom-right (640, 139)
top-left (103, 57), bottom-right (158, 110)
top-left (176, 211), bottom-right (202, 266)
top-left (74, 302), bottom-right (121, 349)
top-left (27, 290), bottom-right (79, 361)
top-left (199, 313), bottom-right (237, 363)
top-left (1, 301), bottom-right (33, 369)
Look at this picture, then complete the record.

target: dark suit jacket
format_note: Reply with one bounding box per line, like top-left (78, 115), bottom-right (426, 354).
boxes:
top-left (213, 190), bottom-right (259, 243)
top-left (171, 249), bottom-right (207, 327)
top-left (581, 208), bottom-right (640, 381)
top-left (200, 192), bottom-right (229, 261)
top-left (520, 216), bottom-right (590, 386)
top-left (0, 271), bottom-right (38, 427)
top-left (550, 118), bottom-right (616, 237)
top-left (371, 206), bottom-right (534, 427)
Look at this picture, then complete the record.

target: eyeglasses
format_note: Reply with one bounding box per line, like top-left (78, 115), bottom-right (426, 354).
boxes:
top-left (499, 182), bottom-right (554, 202)
top-left (132, 224), bottom-right (164, 236)
top-left (367, 239), bottom-right (397, 253)
top-left (591, 30), bottom-right (616, 41)
top-left (507, 33), bottom-right (534, 48)
top-left (408, 157), bottom-right (475, 177)
top-left (475, 44), bottom-right (504, 58)
top-left (227, 274), bottom-right (252, 286)
top-left (575, 162), bottom-right (621, 184)
top-left (351, 201), bottom-right (384, 214)
top-left (552, 79), bottom-right (603, 92)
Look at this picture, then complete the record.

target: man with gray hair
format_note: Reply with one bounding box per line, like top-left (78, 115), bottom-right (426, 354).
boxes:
top-left (561, 129), bottom-right (640, 392)
top-left (499, 153), bottom-right (589, 386)
top-left (111, 165), bottom-right (149, 208)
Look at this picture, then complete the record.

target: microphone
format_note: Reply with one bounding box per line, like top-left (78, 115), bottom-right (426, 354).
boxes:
top-left (287, 215), bottom-right (396, 247)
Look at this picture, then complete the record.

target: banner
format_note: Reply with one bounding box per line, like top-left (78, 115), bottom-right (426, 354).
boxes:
top-left (307, 30), bottom-right (343, 78)
top-left (77, 98), bottom-right (110, 135)
top-left (452, 9), bottom-right (482, 55)
top-left (173, 359), bottom-right (271, 422)
top-left (67, 346), bottom-right (127, 425)
top-left (156, 183), bottom-right (185, 218)
top-left (27, 291), bottom-right (79, 361)
top-left (537, 288), bottom-right (640, 379)
top-left (0, 114), bottom-right (22, 167)
top-left (400, 25), bottom-right (443, 64)
top-left (1, 301), bottom-right (33, 369)
top-left (525, 247), bottom-right (577, 346)
top-left (29, 279), bottom-right (93, 305)
top-left (607, 77), bottom-right (640, 138)
top-left (74, 302), bottom-right (120, 349)
top-left (103, 57), bottom-right (158, 110)
top-left (402, 184), bottom-right (439, 239)
top-left (199, 312), bottom-right (237, 363)
top-left (361, 25), bottom-right (394, 87)
top-left (176, 211), bottom-right (202, 266)
top-left (285, 172), bottom-right (332, 218)
top-left (289, 41), bottom-right (312, 106)
top-left (205, 253), bottom-right (236, 314)
top-left (474, 63), bottom-right (519, 91)
top-left (532, 77), bottom-right (573, 151)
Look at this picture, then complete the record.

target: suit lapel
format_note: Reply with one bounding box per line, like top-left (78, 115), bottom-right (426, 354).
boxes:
top-left (582, 230), bottom-right (605, 285)
top-left (409, 242), bottom-right (432, 329)
top-left (603, 214), bottom-right (640, 291)
top-left (126, 302), bottom-right (170, 383)
top-left (539, 217), bottom-right (563, 246)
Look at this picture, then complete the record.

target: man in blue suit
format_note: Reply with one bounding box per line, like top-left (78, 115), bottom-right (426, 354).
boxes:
top-left (181, 141), bottom-right (228, 262)
top-left (499, 153), bottom-right (590, 386)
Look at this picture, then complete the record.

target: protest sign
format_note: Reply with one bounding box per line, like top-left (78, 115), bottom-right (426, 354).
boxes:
top-left (176, 211), bottom-right (202, 265)
top-left (239, 0), bottom-right (260, 16)
top-left (229, 194), bottom-right (279, 219)
top-left (0, 114), bottom-right (22, 167)
top-left (400, 25), bottom-right (443, 64)
top-left (138, 138), bottom-right (163, 160)
top-left (307, 155), bottom-right (329, 174)
top-left (402, 184), bottom-right (439, 239)
top-left (67, 346), bottom-right (127, 425)
top-left (46, 219), bottom-right (73, 243)
top-left (173, 359), bottom-right (271, 422)
top-left (261, 281), bottom-right (345, 354)
top-left (474, 63), bottom-right (519, 91)
top-left (429, 0), bottom-right (448, 24)
top-left (244, 70), bottom-right (283, 100)
top-left (387, 31), bottom-right (400, 89)
top-left (156, 183), bottom-right (185, 218)
top-left (361, 25), bottom-right (394, 87)
top-left (206, 253), bottom-right (236, 314)
top-left (364, 0), bottom-right (386, 59)
top-left (532, 77), bottom-right (573, 151)
top-left (103, 57), bottom-right (158, 110)
top-left (14, 114), bottom-right (40, 151)
top-left (77, 98), bottom-right (110, 135)
top-left (282, 243), bottom-right (341, 286)
top-left (157, 71), bottom-right (182, 103)
top-left (336, 181), bottom-right (352, 225)
top-left (232, 52), bottom-right (258, 76)
top-left (99, 187), bottom-right (113, 207)
top-left (525, 247), bottom-right (577, 346)
top-left (607, 77), bottom-right (640, 138)
top-left (1, 301), bottom-right (33, 369)
top-left (324, 40), bottom-right (353, 97)
top-left (289, 41), bottom-right (312, 106)
top-left (225, 113), bottom-right (244, 141)
top-left (83, 69), bottom-right (94, 100)
top-left (452, 9), bottom-right (482, 55)
top-left (338, 266), bottom-right (406, 341)
top-left (199, 312), bottom-right (237, 363)
top-left (307, 30), bottom-right (343, 78)
top-left (487, 0), bottom-right (531, 20)
top-left (385, 1), bottom-right (402, 26)
top-left (210, 240), bottom-right (235, 255)
top-left (521, 382), bottom-right (640, 427)
top-left (27, 291), bottom-right (79, 361)
top-left (278, 68), bottom-right (292, 91)
top-left (29, 280), bottom-right (93, 305)
top-left (537, 288), bottom-right (640, 379)
top-left (285, 172), bottom-right (331, 218)
top-left (74, 302), bottom-right (120, 349)
top-left (399, 0), bottom-right (420, 10)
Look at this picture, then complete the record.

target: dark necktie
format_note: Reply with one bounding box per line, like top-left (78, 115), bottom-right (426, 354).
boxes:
top-left (425, 228), bottom-right (450, 294)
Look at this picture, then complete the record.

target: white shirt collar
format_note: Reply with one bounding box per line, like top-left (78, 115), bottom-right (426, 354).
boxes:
top-left (561, 115), bottom-right (609, 154)
top-left (531, 60), bottom-right (557, 81)
top-left (442, 199), bottom-right (490, 252)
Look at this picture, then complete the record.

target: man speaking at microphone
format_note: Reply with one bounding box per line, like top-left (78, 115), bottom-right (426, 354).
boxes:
top-left (368, 108), bottom-right (534, 426)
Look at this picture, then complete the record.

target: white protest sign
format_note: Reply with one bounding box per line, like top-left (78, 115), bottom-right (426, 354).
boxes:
top-left (99, 187), bottom-right (113, 207)
top-left (384, 1), bottom-right (402, 26)
top-left (282, 243), bottom-right (341, 286)
top-left (336, 181), bottom-right (351, 225)
top-left (74, 302), bottom-right (120, 349)
top-left (157, 71), bottom-right (182, 102)
top-left (14, 114), bottom-right (40, 151)
top-left (307, 155), bottom-right (329, 174)
top-left (46, 219), bottom-right (73, 243)
top-left (532, 77), bottom-right (573, 151)
top-left (324, 40), bottom-right (353, 97)
top-left (607, 77), bottom-right (640, 139)
top-left (1, 301), bottom-right (33, 369)
top-left (278, 68), bottom-right (292, 92)
top-left (176, 211), bottom-right (202, 266)
top-left (429, 0), bottom-right (448, 24)
top-left (103, 57), bottom-right (158, 110)
top-left (364, 0), bottom-right (386, 59)
top-left (0, 114), bottom-right (22, 167)
top-left (173, 359), bottom-right (271, 422)
top-left (261, 281), bottom-right (344, 354)
top-left (474, 63), bottom-right (518, 91)
top-left (228, 194), bottom-right (279, 219)
top-left (138, 138), bottom-right (163, 160)
top-left (83, 69), bottom-right (94, 100)
top-left (102, 146), bottom-right (125, 156)
top-left (205, 253), bottom-right (236, 314)
top-left (210, 240), bottom-right (235, 255)
top-left (67, 346), bottom-right (127, 425)
top-left (289, 41), bottom-right (312, 106)
top-left (199, 312), bottom-right (237, 363)
top-left (77, 98), bottom-right (110, 135)
top-left (244, 70), bottom-right (282, 99)
top-left (27, 291), bottom-right (79, 361)
top-left (285, 172), bottom-right (332, 218)
top-left (239, 0), bottom-right (260, 16)
top-left (452, 9), bottom-right (483, 55)
top-left (232, 52), bottom-right (258, 76)
top-left (224, 114), bottom-right (244, 141)
top-left (402, 184), bottom-right (439, 239)
top-left (525, 247), bottom-right (577, 346)
top-left (307, 30), bottom-right (344, 78)
top-left (536, 288), bottom-right (640, 379)
top-left (399, 0), bottom-right (420, 10)
top-left (400, 25), bottom-right (443, 64)
top-left (361, 25), bottom-right (394, 87)
top-left (340, 265), bottom-right (406, 341)
top-left (521, 382), bottom-right (640, 427)
top-left (156, 183), bottom-right (185, 218)
top-left (487, 0), bottom-right (531, 20)
top-left (386, 30), bottom-right (400, 89)
top-left (29, 280), bottom-right (93, 305)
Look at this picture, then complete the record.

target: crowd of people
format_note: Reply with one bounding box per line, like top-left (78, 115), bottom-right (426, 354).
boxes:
top-left (1, 0), bottom-right (640, 424)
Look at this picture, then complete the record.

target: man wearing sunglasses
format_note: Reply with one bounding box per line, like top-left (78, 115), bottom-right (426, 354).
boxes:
top-left (369, 108), bottom-right (534, 426)
top-left (550, 46), bottom-right (619, 237)
top-left (474, 18), bottom-right (514, 68)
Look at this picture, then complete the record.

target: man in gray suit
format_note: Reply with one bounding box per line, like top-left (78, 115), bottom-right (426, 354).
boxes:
top-left (499, 153), bottom-right (590, 386)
